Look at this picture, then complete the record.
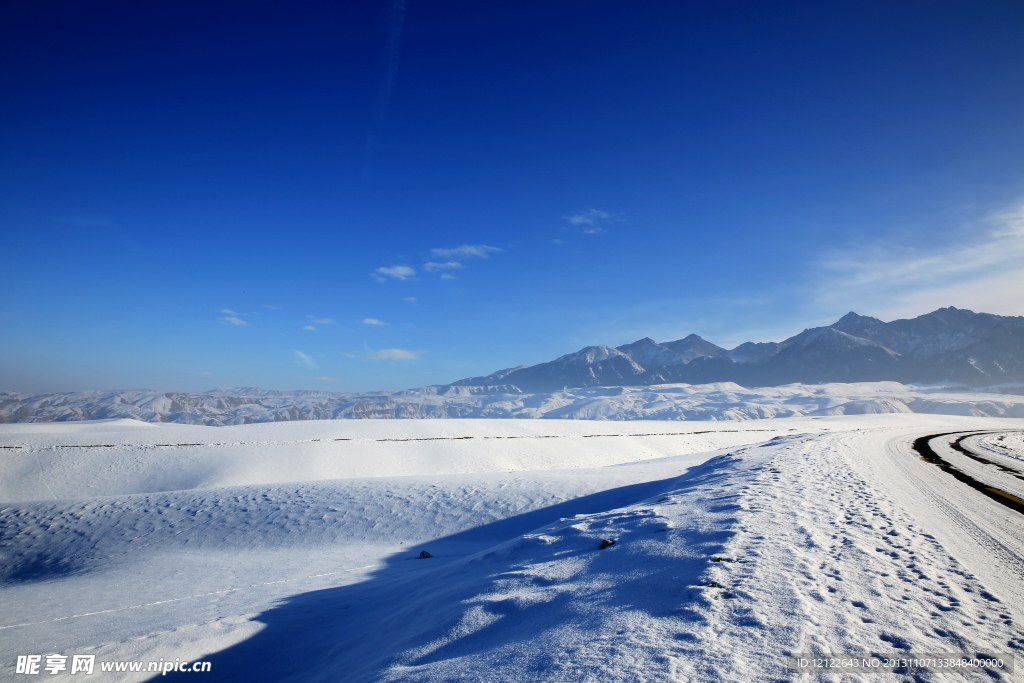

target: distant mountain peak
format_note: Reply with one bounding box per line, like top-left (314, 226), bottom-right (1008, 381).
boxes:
top-left (660, 335), bottom-right (730, 362)
top-left (615, 337), bottom-right (659, 353)
top-left (834, 311), bottom-right (884, 326)
top-left (626, 337), bottom-right (658, 346)
top-left (616, 337), bottom-right (685, 368)
top-left (554, 345), bottom-right (626, 365)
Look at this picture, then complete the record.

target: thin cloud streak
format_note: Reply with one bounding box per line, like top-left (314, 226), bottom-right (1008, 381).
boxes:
top-left (372, 265), bottom-right (415, 282)
top-left (293, 350), bottom-right (319, 369)
top-left (429, 245), bottom-right (501, 259)
top-left (423, 261), bottom-right (464, 271)
top-left (363, 0), bottom-right (408, 176)
top-left (367, 348), bottom-right (420, 360)
top-left (219, 316), bottom-right (249, 326)
top-left (564, 209), bottom-right (618, 233)
top-left (361, 318), bottom-right (388, 326)
top-left (815, 201), bottom-right (1024, 318)
top-left (564, 209), bottom-right (611, 226)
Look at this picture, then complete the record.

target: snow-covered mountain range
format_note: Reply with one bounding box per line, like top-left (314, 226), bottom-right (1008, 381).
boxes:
top-left (449, 306), bottom-right (1024, 391)
top-left (2, 307), bottom-right (1021, 426)
top-left (2, 382), bottom-right (1022, 425)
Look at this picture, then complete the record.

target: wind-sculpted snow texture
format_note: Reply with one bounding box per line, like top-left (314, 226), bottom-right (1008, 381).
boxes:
top-left (2, 381), bottom-right (1024, 425)
top-left (2, 415), bottom-right (1023, 682)
top-left (450, 306), bottom-right (1024, 390)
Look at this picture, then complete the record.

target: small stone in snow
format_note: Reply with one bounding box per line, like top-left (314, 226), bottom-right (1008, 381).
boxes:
top-left (419, 551), bottom-right (432, 559)
top-left (600, 539), bottom-right (616, 549)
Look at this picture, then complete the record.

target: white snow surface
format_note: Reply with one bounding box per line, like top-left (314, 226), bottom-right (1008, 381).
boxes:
top-left (3, 414), bottom-right (1024, 682)
top-left (3, 381), bottom-right (1023, 426)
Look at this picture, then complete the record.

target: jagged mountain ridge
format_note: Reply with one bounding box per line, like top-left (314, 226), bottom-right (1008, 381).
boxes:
top-left (478, 345), bottom-right (647, 392)
top-left (614, 338), bottom-right (686, 368)
top-left (449, 307), bottom-right (1024, 390)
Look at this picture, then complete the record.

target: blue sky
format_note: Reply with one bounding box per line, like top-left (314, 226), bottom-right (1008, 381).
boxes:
top-left (2, 1), bottom-right (1024, 392)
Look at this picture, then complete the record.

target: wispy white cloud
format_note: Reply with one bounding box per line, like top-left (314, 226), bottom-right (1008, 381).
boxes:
top-left (367, 348), bottom-right (420, 361)
top-left (403, 297), bottom-right (417, 303)
top-left (564, 208), bottom-right (610, 226)
top-left (294, 350), bottom-right (319, 369)
top-left (262, 304), bottom-right (282, 311)
top-left (563, 209), bottom-right (620, 234)
top-left (423, 261), bottom-right (464, 271)
top-left (219, 316), bottom-right (249, 326)
top-left (361, 318), bottom-right (388, 326)
top-left (310, 318), bottom-right (335, 325)
top-left (220, 308), bottom-right (238, 315)
top-left (303, 325), bottom-right (317, 331)
top-left (429, 245), bottom-right (501, 259)
top-left (373, 265), bottom-right (415, 282)
top-left (816, 201), bottom-right (1024, 318)
top-left (440, 273), bottom-right (456, 280)
top-left (313, 376), bottom-right (337, 382)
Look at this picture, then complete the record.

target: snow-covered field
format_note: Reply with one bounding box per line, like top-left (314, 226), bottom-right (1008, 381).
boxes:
top-left (2, 414), bottom-right (1023, 681)
top-left (3, 381), bottom-right (1023, 425)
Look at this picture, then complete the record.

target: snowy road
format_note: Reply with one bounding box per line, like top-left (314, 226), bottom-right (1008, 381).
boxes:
top-left (884, 431), bottom-right (1024, 602)
top-left (2, 415), bottom-right (1023, 681)
top-left (927, 432), bottom-right (1024, 509)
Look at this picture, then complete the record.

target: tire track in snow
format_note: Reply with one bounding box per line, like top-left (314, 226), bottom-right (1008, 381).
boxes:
top-left (896, 433), bottom-right (1024, 583)
top-left (913, 431), bottom-right (1024, 514)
